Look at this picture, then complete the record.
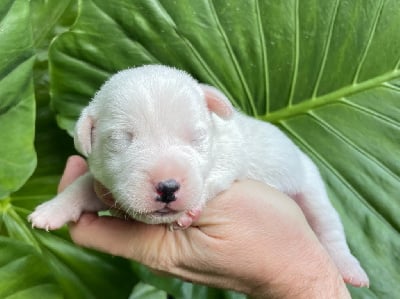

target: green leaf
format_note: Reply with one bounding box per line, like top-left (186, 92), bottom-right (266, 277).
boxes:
top-left (131, 263), bottom-right (245, 299)
top-left (1, 1), bottom-right (136, 298)
top-left (48, 0), bottom-right (400, 298)
top-left (1, 80), bottom-right (134, 297)
top-left (7, 172), bottom-right (135, 299)
top-left (0, 0), bottom-right (36, 199)
top-left (129, 282), bottom-right (167, 299)
top-left (30, 0), bottom-right (77, 50)
top-left (0, 237), bottom-right (62, 299)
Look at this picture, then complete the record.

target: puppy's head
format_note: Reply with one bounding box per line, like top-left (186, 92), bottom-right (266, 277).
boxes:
top-left (74, 65), bottom-right (233, 224)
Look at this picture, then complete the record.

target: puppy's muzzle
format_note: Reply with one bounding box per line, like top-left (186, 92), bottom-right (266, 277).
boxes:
top-left (155, 179), bottom-right (180, 203)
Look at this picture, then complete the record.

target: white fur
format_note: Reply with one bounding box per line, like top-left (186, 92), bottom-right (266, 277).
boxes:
top-left (29, 65), bottom-right (369, 286)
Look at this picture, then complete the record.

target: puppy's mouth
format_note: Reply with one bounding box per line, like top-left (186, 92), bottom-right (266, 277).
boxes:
top-left (152, 207), bottom-right (180, 217)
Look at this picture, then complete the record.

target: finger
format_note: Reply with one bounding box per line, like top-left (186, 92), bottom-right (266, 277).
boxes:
top-left (69, 214), bottom-right (224, 287)
top-left (58, 155), bottom-right (88, 193)
top-left (69, 213), bottom-right (169, 262)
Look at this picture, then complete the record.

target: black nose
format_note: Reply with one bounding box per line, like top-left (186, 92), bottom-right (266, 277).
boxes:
top-left (156, 179), bottom-right (180, 203)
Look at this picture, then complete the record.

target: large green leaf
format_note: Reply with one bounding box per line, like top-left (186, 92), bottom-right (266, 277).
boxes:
top-left (48, 0), bottom-right (400, 298)
top-left (1, 1), bottom-right (135, 298)
top-left (0, 0), bottom-right (36, 199)
top-left (0, 237), bottom-right (62, 299)
top-left (131, 263), bottom-right (245, 299)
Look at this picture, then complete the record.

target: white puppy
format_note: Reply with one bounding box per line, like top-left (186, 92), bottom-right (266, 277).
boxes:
top-left (29, 64), bottom-right (369, 287)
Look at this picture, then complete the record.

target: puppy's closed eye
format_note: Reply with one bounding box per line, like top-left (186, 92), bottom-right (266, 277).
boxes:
top-left (106, 131), bottom-right (134, 152)
top-left (191, 127), bottom-right (207, 144)
top-left (190, 127), bottom-right (209, 154)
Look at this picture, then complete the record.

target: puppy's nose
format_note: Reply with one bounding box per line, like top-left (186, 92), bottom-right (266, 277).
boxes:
top-left (156, 179), bottom-right (180, 203)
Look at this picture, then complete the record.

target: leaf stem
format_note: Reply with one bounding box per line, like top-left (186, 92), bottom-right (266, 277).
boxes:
top-left (263, 69), bottom-right (400, 123)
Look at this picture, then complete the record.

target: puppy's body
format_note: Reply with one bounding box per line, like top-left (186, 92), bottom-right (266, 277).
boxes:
top-left (29, 65), bottom-right (368, 287)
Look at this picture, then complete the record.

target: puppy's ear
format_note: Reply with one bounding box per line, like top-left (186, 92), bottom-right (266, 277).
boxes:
top-left (200, 84), bottom-right (234, 120)
top-left (74, 106), bottom-right (95, 157)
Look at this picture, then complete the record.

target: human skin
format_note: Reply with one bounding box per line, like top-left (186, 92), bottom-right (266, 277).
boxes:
top-left (62, 155), bottom-right (350, 299)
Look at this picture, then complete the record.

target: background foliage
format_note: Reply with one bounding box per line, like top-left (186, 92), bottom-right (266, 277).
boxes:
top-left (0, 0), bottom-right (399, 298)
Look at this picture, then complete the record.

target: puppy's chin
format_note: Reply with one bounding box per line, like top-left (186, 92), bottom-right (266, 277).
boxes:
top-left (131, 209), bottom-right (184, 224)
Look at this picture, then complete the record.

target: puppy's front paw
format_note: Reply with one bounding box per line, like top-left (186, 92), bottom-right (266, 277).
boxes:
top-left (28, 200), bottom-right (81, 231)
top-left (169, 209), bottom-right (202, 231)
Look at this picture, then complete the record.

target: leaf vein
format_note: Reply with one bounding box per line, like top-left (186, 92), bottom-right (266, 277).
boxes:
top-left (255, 0), bottom-right (270, 114)
top-left (340, 98), bottom-right (400, 129)
top-left (264, 68), bottom-right (400, 122)
top-left (0, 252), bottom-right (31, 271)
top-left (208, 0), bottom-right (257, 115)
top-left (309, 109), bottom-right (400, 181)
top-left (52, 50), bottom-right (111, 81)
top-left (155, 1), bottom-right (239, 107)
top-left (352, 0), bottom-right (385, 84)
top-left (0, 61), bottom-right (33, 116)
top-left (287, 0), bottom-right (300, 107)
top-left (89, 1), bottom-right (160, 63)
top-left (311, 0), bottom-right (341, 99)
top-left (279, 120), bottom-right (398, 232)
top-left (382, 82), bottom-right (400, 91)
top-left (4, 283), bottom-right (58, 299)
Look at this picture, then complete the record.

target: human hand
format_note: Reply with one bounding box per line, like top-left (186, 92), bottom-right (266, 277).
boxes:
top-left (60, 156), bottom-right (350, 299)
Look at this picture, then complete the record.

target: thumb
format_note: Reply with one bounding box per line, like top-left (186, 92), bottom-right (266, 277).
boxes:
top-left (69, 213), bottom-right (169, 262)
top-left (58, 155), bottom-right (88, 192)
